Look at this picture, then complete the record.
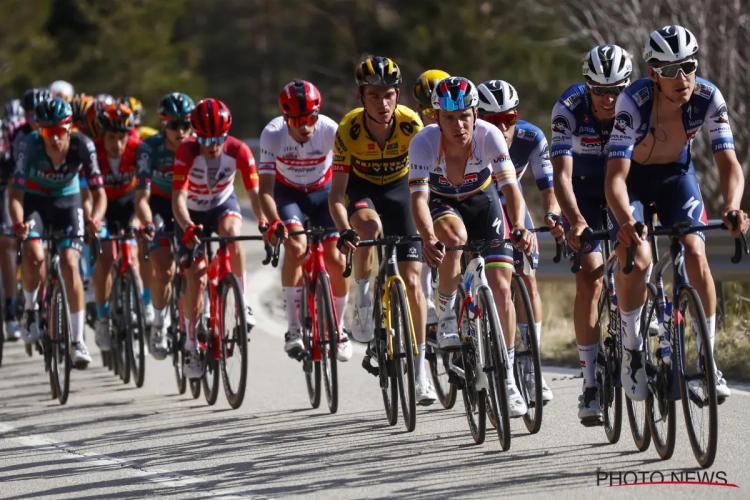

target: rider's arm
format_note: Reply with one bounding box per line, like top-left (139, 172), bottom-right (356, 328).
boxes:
top-left (8, 187), bottom-right (24, 227)
top-left (329, 129), bottom-right (351, 233)
top-left (487, 126), bottom-right (526, 229)
top-left (135, 141), bottom-right (154, 224)
top-left (237, 143), bottom-right (263, 221)
top-left (550, 102), bottom-right (583, 225)
top-left (80, 136), bottom-right (107, 223)
top-left (257, 124), bottom-right (280, 222)
top-left (529, 134), bottom-right (560, 216)
top-left (8, 139), bottom-right (27, 227)
top-left (172, 145), bottom-right (194, 231)
top-left (408, 132), bottom-right (435, 241)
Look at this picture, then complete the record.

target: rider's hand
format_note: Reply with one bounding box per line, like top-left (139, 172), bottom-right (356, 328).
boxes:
top-left (267, 219), bottom-right (287, 245)
top-left (85, 218), bottom-right (101, 242)
top-left (422, 236), bottom-right (445, 268)
top-left (617, 219), bottom-right (646, 248)
top-left (140, 222), bottom-right (156, 242)
top-left (723, 209), bottom-right (749, 238)
top-left (182, 223), bottom-right (202, 250)
top-left (566, 221), bottom-right (588, 252)
top-left (545, 212), bottom-right (565, 240)
top-left (258, 218), bottom-right (269, 236)
top-left (12, 221), bottom-right (29, 240)
top-left (512, 227), bottom-right (535, 255)
top-left (336, 228), bottom-right (359, 255)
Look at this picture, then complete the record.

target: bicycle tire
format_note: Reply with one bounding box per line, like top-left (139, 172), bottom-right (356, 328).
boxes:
top-left (625, 283), bottom-right (655, 452)
top-left (457, 286), bottom-right (486, 445)
top-left (124, 266), bottom-right (146, 388)
top-left (316, 272), bottom-right (339, 414)
top-left (598, 285), bottom-right (622, 444)
top-left (678, 285), bottom-right (718, 469)
top-left (643, 283), bottom-right (675, 460)
top-left (189, 375), bottom-right (201, 399)
top-left (220, 273), bottom-right (248, 409)
top-left (376, 278), bottom-right (398, 427)
top-left (510, 274), bottom-right (543, 434)
top-left (478, 286), bottom-right (511, 451)
top-left (111, 273), bottom-right (131, 384)
top-left (172, 275), bottom-right (187, 395)
top-left (50, 278), bottom-right (72, 404)
top-left (392, 279), bottom-right (416, 432)
top-left (202, 324), bottom-right (220, 405)
top-left (429, 347), bottom-right (457, 409)
top-left (300, 274), bottom-right (321, 408)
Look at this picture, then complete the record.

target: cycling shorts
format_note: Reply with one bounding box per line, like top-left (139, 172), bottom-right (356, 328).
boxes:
top-left (0, 188), bottom-right (11, 234)
top-left (176, 192), bottom-right (242, 265)
top-left (276, 182), bottom-right (337, 242)
top-left (148, 194), bottom-right (175, 253)
top-left (24, 192), bottom-right (84, 253)
top-left (562, 175), bottom-right (608, 258)
top-left (346, 180), bottom-right (421, 263)
top-left (430, 188), bottom-right (513, 269)
top-left (607, 161), bottom-right (706, 242)
top-left (101, 190), bottom-right (137, 236)
top-left (502, 201), bottom-right (539, 269)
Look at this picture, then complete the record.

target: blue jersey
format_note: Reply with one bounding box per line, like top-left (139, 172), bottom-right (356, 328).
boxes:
top-left (608, 77), bottom-right (734, 164)
top-left (550, 83), bottom-right (611, 177)
top-left (136, 131), bottom-right (177, 198)
top-left (499, 120), bottom-right (553, 203)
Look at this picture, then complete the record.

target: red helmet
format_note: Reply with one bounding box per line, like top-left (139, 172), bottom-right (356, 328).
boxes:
top-left (191, 98), bottom-right (232, 137)
top-left (278, 80), bottom-right (322, 115)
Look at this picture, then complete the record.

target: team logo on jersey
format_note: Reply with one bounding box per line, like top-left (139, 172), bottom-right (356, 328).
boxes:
top-left (634, 87), bottom-right (650, 107)
top-left (552, 116), bottom-right (570, 134)
top-left (580, 137), bottom-right (601, 149)
top-left (539, 144), bottom-right (550, 160)
top-left (711, 103), bottom-right (729, 124)
top-left (614, 112), bottom-right (633, 132)
top-left (695, 82), bottom-right (713, 99)
top-left (399, 121), bottom-right (416, 136)
top-left (517, 129), bottom-right (536, 141)
top-left (563, 93), bottom-right (582, 110)
top-left (386, 142), bottom-right (398, 150)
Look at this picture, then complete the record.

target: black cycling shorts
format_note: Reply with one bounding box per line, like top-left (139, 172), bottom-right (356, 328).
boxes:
top-left (24, 192), bottom-right (84, 253)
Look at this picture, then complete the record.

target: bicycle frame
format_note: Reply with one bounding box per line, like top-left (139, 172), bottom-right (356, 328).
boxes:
top-left (376, 245), bottom-right (418, 361)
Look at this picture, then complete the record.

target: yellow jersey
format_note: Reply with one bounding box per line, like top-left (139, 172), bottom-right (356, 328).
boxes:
top-left (333, 105), bottom-right (423, 186)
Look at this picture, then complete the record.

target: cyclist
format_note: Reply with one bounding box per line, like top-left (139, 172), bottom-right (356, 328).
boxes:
top-left (412, 69), bottom-right (450, 326)
top-left (49, 80), bottom-right (75, 102)
top-left (71, 94), bottom-right (97, 137)
top-left (551, 43), bottom-right (633, 422)
top-left (173, 98), bottom-right (263, 379)
top-left (8, 97), bottom-right (106, 365)
top-left (477, 79), bottom-right (561, 404)
top-left (607, 25), bottom-right (748, 401)
top-left (1, 119), bottom-right (20, 340)
top-left (4, 99), bottom-right (26, 128)
top-left (120, 96), bottom-right (159, 140)
top-left (409, 76), bottom-right (536, 417)
top-left (259, 80), bottom-right (352, 361)
top-left (90, 103), bottom-right (144, 352)
top-left (330, 55), bottom-right (436, 404)
top-left (136, 92), bottom-right (195, 359)
top-left (13, 88), bottom-right (52, 154)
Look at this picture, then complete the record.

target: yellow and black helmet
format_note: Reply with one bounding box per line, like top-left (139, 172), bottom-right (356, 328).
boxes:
top-left (413, 69), bottom-right (450, 107)
top-left (355, 56), bottom-right (402, 88)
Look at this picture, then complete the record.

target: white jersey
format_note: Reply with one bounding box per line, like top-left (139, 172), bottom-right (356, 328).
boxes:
top-left (258, 115), bottom-right (337, 191)
top-left (408, 120), bottom-right (517, 200)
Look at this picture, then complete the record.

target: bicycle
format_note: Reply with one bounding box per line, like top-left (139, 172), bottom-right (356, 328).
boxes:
top-left (184, 228), bottom-right (274, 408)
top-left (344, 234), bottom-right (422, 432)
top-left (630, 210), bottom-right (748, 469)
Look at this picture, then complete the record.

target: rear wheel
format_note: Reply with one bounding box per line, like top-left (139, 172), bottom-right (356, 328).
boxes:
top-left (220, 273), bottom-right (248, 409)
top-left (598, 284), bottom-right (622, 444)
top-left (172, 279), bottom-right (187, 395)
top-left (49, 279), bottom-right (71, 405)
top-left (392, 279), bottom-right (416, 432)
top-left (124, 267), bottom-right (146, 388)
top-left (112, 275), bottom-right (131, 385)
top-left (317, 273), bottom-right (338, 414)
top-left (300, 276), bottom-right (321, 408)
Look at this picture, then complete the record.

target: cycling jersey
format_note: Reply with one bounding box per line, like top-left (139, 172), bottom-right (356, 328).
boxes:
top-left (550, 83), bottom-right (611, 177)
top-left (333, 105), bottom-right (422, 187)
top-left (137, 132), bottom-right (176, 198)
top-left (608, 77), bottom-right (734, 162)
top-left (259, 115), bottom-right (337, 191)
top-left (139, 126), bottom-right (158, 140)
top-left (11, 132), bottom-right (103, 197)
top-left (95, 134), bottom-right (142, 200)
top-left (499, 119), bottom-right (553, 202)
top-left (0, 150), bottom-right (12, 189)
top-left (173, 136), bottom-right (258, 212)
top-left (408, 120), bottom-right (517, 199)
top-left (11, 123), bottom-right (33, 161)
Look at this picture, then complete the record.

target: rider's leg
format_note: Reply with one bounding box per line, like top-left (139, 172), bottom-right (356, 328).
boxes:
top-left (348, 207), bottom-right (381, 343)
top-left (217, 214), bottom-right (251, 310)
top-left (21, 240), bottom-right (44, 309)
top-left (323, 238), bottom-right (348, 329)
top-left (421, 262), bottom-right (437, 323)
top-left (150, 245), bottom-right (175, 322)
top-left (183, 260), bottom-right (207, 350)
top-left (575, 251), bottom-right (605, 385)
top-left (433, 213), bottom-right (467, 345)
top-left (398, 259), bottom-right (426, 372)
top-left (139, 243), bottom-right (153, 316)
top-left (280, 228), bottom-right (307, 354)
top-left (0, 235), bottom-right (18, 336)
top-left (60, 246), bottom-right (86, 342)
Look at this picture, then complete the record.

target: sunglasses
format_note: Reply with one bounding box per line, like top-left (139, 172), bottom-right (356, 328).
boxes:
top-left (40, 124), bottom-right (71, 137)
top-left (163, 119), bottom-right (192, 131)
top-left (652, 59), bottom-right (698, 79)
top-left (196, 134), bottom-right (228, 146)
top-left (587, 82), bottom-right (629, 96)
top-left (479, 110), bottom-right (518, 128)
top-left (285, 113), bottom-right (319, 129)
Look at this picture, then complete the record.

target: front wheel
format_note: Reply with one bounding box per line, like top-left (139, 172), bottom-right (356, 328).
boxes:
top-left (124, 266), bottom-right (146, 388)
top-left (300, 276), bottom-right (321, 408)
top-left (317, 273), bottom-right (338, 414)
top-left (598, 284), bottom-right (622, 444)
top-left (457, 286), bottom-right (485, 444)
top-left (626, 282), bottom-right (655, 452)
top-left (392, 279), bottom-right (416, 432)
top-left (220, 273), bottom-right (248, 409)
top-left (49, 279), bottom-right (72, 405)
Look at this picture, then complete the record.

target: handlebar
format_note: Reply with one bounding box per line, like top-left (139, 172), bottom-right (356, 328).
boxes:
top-left (184, 227), bottom-right (271, 269)
top-left (571, 227), bottom-right (611, 274)
top-left (342, 234), bottom-right (422, 279)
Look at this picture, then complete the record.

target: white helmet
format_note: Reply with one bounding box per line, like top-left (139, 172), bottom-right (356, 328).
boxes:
top-left (477, 80), bottom-right (519, 113)
top-left (49, 80), bottom-right (75, 100)
top-left (582, 44), bottom-right (633, 84)
top-left (643, 25), bottom-right (699, 64)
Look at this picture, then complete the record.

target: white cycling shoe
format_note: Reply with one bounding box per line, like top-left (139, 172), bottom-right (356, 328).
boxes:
top-left (95, 317), bottom-right (112, 351)
top-left (21, 310), bottom-right (40, 344)
top-left (337, 329), bottom-right (353, 362)
top-left (437, 317), bottom-right (461, 350)
top-left (507, 383), bottom-right (528, 418)
top-left (351, 303), bottom-right (374, 343)
top-left (72, 341), bottom-right (92, 366)
top-left (184, 348), bottom-right (203, 379)
top-left (416, 378), bottom-right (437, 406)
top-left (621, 348), bottom-right (648, 401)
top-left (578, 386), bottom-right (602, 422)
top-left (149, 324), bottom-right (169, 360)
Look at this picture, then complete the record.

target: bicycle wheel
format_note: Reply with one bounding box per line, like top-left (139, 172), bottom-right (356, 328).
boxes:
top-left (188, 370), bottom-right (201, 399)
top-left (172, 276), bottom-right (187, 395)
top-left (643, 283), bottom-right (676, 460)
top-left (677, 285), bottom-right (718, 469)
top-left (300, 275), bottom-right (321, 408)
top-left (111, 274), bottom-right (131, 384)
top-left (477, 286), bottom-right (511, 451)
top-left (510, 275), bottom-right (543, 434)
top-left (376, 278), bottom-right (398, 427)
top-left (391, 279), bottom-right (416, 432)
top-left (428, 335), bottom-right (456, 409)
top-left (202, 321), bottom-right (220, 405)
top-left (220, 273), bottom-right (248, 409)
top-left (316, 273), bottom-right (338, 414)
top-left (625, 283), bottom-right (654, 452)
top-left (49, 278), bottom-right (72, 405)
top-left (124, 267), bottom-right (146, 388)
top-left (598, 285), bottom-right (621, 444)
top-left (457, 286), bottom-right (486, 444)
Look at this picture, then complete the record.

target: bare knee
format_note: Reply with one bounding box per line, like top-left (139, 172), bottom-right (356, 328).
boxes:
top-left (352, 218), bottom-right (381, 240)
top-left (284, 235), bottom-right (307, 267)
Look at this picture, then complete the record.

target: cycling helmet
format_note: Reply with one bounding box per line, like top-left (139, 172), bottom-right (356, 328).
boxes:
top-left (158, 92), bottom-right (195, 120)
top-left (118, 96), bottom-right (143, 126)
top-left (413, 70), bottom-right (450, 107)
top-left (477, 80), bottom-right (519, 113)
top-left (84, 102), bottom-right (103, 139)
top-left (49, 80), bottom-right (75, 101)
top-left (35, 97), bottom-right (73, 127)
top-left (98, 102), bottom-right (135, 133)
top-left (95, 93), bottom-right (115, 106)
top-left (355, 56), bottom-right (402, 88)
top-left (72, 94), bottom-right (95, 121)
top-left (643, 25), bottom-right (699, 64)
top-left (3, 99), bottom-right (25, 123)
top-left (582, 44), bottom-right (633, 84)
top-left (278, 79), bottom-right (322, 115)
top-left (22, 88), bottom-right (53, 113)
top-left (431, 76), bottom-right (479, 111)
top-left (191, 98), bottom-right (232, 138)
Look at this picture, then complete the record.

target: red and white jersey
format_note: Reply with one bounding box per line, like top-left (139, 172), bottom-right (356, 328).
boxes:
top-left (173, 136), bottom-right (258, 211)
top-left (258, 115), bottom-right (337, 191)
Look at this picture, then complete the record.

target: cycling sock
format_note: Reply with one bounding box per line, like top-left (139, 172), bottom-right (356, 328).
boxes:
top-left (506, 346), bottom-right (516, 385)
top-left (620, 307), bottom-right (643, 351)
top-left (518, 323), bottom-right (529, 349)
top-left (416, 342), bottom-right (427, 383)
top-left (283, 287), bottom-right (302, 331)
top-left (184, 317), bottom-right (199, 349)
top-left (578, 343), bottom-right (598, 389)
top-left (420, 262), bottom-right (433, 304)
top-left (70, 310), bottom-right (85, 344)
top-left (697, 314), bottom-right (718, 372)
top-left (437, 291), bottom-right (456, 321)
top-left (97, 302), bottom-right (110, 319)
top-left (142, 287), bottom-right (152, 306)
top-left (334, 294), bottom-right (348, 332)
top-left (535, 321), bottom-right (542, 350)
top-left (152, 307), bottom-right (166, 328)
top-left (24, 288), bottom-right (39, 311)
top-left (355, 277), bottom-right (370, 307)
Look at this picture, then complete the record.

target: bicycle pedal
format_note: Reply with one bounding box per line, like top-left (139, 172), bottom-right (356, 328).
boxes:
top-left (424, 351), bottom-right (436, 362)
top-left (447, 371), bottom-right (464, 388)
top-left (718, 396), bottom-right (727, 406)
top-left (580, 416), bottom-right (603, 427)
top-left (73, 360), bottom-right (89, 370)
top-left (294, 350), bottom-right (309, 362)
top-left (361, 356), bottom-right (379, 377)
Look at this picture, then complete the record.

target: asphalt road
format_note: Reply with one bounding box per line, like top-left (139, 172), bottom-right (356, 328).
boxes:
top-left (1, 226), bottom-right (749, 499)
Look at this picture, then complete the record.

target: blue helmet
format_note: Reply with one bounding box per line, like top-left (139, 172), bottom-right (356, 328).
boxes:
top-left (158, 92), bottom-right (195, 120)
top-left (35, 97), bottom-right (73, 127)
